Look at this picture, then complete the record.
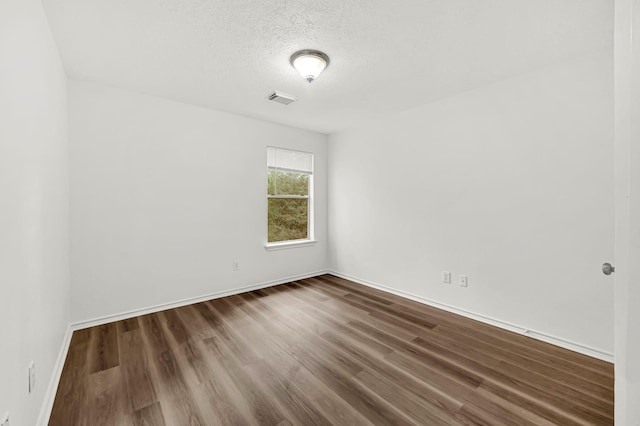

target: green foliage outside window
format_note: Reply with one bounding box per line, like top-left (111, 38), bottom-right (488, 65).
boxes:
top-left (268, 170), bottom-right (309, 196)
top-left (268, 171), bottom-right (309, 242)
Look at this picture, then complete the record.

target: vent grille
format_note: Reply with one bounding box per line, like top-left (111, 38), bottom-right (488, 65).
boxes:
top-left (267, 91), bottom-right (296, 105)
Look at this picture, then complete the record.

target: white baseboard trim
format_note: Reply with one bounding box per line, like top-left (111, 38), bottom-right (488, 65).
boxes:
top-left (328, 270), bottom-right (614, 363)
top-left (71, 270), bottom-right (330, 331)
top-left (37, 324), bottom-right (73, 426)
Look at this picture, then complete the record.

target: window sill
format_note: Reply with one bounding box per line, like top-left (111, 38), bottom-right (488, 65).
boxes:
top-left (264, 239), bottom-right (317, 251)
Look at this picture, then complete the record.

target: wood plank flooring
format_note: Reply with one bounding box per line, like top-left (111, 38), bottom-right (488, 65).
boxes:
top-left (49, 274), bottom-right (614, 425)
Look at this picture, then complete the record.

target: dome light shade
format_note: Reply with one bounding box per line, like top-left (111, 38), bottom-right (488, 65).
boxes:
top-left (290, 50), bottom-right (330, 83)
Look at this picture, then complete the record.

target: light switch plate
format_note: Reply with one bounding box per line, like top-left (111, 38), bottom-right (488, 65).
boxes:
top-left (1, 412), bottom-right (9, 426)
top-left (28, 361), bottom-right (35, 393)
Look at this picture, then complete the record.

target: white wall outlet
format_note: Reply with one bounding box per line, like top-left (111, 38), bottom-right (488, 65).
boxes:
top-left (28, 361), bottom-right (35, 393)
top-left (459, 275), bottom-right (468, 287)
top-left (233, 260), bottom-right (240, 271)
top-left (1, 412), bottom-right (9, 426)
top-left (442, 271), bottom-right (451, 284)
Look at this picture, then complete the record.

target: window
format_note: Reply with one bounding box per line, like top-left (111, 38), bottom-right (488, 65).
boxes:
top-left (267, 147), bottom-right (314, 246)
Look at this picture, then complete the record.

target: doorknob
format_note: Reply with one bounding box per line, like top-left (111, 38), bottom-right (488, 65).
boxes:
top-left (602, 262), bottom-right (615, 275)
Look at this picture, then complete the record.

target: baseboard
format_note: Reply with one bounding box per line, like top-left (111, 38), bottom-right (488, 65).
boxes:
top-left (71, 270), bottom-right (330, 331)
top-left (328, 270), bottom-right (614, 363)
top-left (37, 324), bottom-right (73, 426)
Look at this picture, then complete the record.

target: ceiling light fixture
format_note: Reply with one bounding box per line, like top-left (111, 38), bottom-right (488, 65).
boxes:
top-left (290, 49), bottom-right (330, 83)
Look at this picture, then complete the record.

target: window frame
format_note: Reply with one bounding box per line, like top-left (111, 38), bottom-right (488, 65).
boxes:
top-left (265, 147), bottom-right (316, 250)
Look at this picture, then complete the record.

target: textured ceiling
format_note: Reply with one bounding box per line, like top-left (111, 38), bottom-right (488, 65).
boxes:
top-left (42, 0), bottom-right (612, 133)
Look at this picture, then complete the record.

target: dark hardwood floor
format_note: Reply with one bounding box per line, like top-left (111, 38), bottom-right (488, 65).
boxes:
top-left (49, 274), bottom-right (614, 425)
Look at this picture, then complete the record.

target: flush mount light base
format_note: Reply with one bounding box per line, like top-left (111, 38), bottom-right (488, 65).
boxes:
top-left (290, 49), bottom-right (330, 83)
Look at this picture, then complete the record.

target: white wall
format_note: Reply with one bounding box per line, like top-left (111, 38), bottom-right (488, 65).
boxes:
top-left (0, 0), bottom-right (70, 425)
top-left (69, 80), bottom-right (328, 323)
top-left (328, 51), bottom-right (614, 356)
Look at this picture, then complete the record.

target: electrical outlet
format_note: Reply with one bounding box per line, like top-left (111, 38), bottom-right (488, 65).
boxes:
top-left (442, 271), bottom-right (451, 284)
top-left (1, 412), bottom-right (9, 426)
top-left (28, 361), bottom-right (35, 393)
top-left (233, 260), bottom-right (240, 271)
top-left (459, 275), bottom-right (468, 287)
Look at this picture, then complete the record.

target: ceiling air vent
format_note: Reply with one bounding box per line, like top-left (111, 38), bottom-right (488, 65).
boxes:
top-left (267, 91), bottom-right (296, 105)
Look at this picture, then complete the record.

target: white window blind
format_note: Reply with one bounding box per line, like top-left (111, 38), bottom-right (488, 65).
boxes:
top-left (267, 147), bottom-right (313, 174)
